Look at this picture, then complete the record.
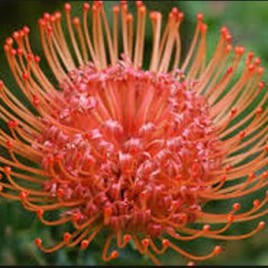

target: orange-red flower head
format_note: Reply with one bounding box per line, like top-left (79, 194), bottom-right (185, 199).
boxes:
top-left (0, 1), bottom-right (267, 265)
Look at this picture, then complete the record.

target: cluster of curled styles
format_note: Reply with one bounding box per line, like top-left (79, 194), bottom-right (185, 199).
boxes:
top-left (0, 0), bottom-right (267, 265)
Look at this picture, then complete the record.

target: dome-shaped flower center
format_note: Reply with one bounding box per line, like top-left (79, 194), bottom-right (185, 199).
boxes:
top-left (37, 62), bottom-right (223, 237)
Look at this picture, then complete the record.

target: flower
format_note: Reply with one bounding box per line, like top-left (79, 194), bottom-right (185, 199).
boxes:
top-left (0, 0), bottom-right (267, 265)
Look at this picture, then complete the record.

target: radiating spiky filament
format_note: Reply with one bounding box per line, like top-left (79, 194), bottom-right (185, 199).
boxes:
top-left (0, 1), bottom-right (267, 266)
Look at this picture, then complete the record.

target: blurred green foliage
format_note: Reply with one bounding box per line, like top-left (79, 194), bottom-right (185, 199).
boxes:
top-left (0, 0), bottom-right (268, 266)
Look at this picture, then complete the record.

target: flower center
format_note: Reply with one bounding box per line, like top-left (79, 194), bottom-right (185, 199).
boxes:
top-left (37, 62), bottom-right (223, 237)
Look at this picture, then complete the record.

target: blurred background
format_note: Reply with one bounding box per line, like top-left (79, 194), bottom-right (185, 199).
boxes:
top-left (0, 0), bottom-right (268, 266)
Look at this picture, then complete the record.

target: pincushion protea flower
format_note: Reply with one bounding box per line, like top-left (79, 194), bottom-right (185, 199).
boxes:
top-left (0, 0), bottom-right (267, 265)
